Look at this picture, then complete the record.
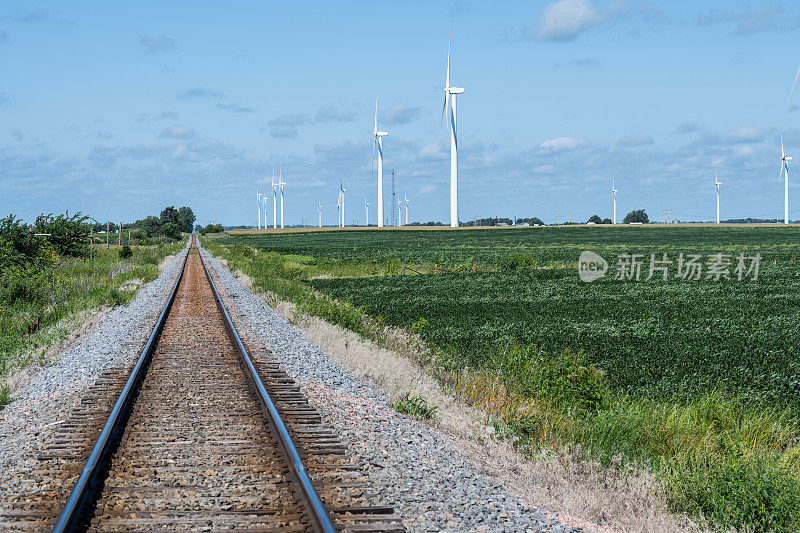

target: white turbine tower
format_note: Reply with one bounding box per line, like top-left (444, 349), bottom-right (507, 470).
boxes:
top-left (272, 171), bottom-right (278, 229)
top-left (263, 194), bottom-right (268, 230)
top-left (279, 166), bottom-right (286, 229)
top-left (364, 197), bottom-right (369, 227)
top-left (404, 193), bottom-right (409, 225)
top-left (397, 197), bottom-right (402, 227)
top-left (611, 179), bottom-right (618, 224)
top-left (373, 98), bottom-right (388, 228)
top-left (443, 27), bottom-right (465, 228)
top-left (318, 202), bottom-right (322, 228)
top-left (715, 170), bottom-right (721, 224)
top-left (256, 188), bottom-right (262, 229)
top-left (780, 133), bottom-right (791, 225)
top-left (339, 181), bottom-right (347, 227)
top-left (337, 190), bottom-right (342, 228)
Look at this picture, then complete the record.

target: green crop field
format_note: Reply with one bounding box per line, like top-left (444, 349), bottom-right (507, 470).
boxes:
top-left (210, 226), bottom-right (800, 531)
top-left (221, 226), bottom-right (800, 266)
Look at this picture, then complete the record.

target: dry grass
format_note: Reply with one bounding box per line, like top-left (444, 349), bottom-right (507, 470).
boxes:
top-left (5, 306), bottom-right (112, 396)
top-left (222, 262), bottom-right (702, 532)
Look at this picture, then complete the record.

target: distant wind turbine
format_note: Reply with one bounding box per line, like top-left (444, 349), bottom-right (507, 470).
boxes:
top-left (397, 197), bottom-right (402, 227)
top-left (780, 133), bottom-right (792, 225)
top-left (318, 202), bottom-right (322, 228)
top-left (403, 193), bottom-right (409, 225)
top-left (443, 25), bottom-right (465, 228)
top-left (787, 66), bottom-right (800, 107)
top-left (263, 194), bottom-right (268, 229)
top-left (372, 97), bottom-right (388, 228)
top-left (279, 166), bottom-right (286, 229)
top-left (272, 170), bottom-right (278, 229)
top-left (364, 197), bottom-right (369, 227)
top-left (256, 187), bottom-right (262, 230)
top-left (715, 170), bottom-right (721, 224)
top-left (339, 181), bottom-right (346, 227)
top-left (611, 179), bottom-right (618, 224)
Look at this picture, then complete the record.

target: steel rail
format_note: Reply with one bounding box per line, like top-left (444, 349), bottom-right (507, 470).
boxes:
top-left (197, 244), bottom-right (337, 533)
top-left (51, 242), bottom-right (191, 533)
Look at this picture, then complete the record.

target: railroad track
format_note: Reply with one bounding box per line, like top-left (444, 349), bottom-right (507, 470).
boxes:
top-left (1, 237), bottom-right (404, 532)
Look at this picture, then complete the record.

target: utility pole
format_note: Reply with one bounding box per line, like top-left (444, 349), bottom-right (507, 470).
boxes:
top-left (118, 221), bottom-right (122, 246)
top-left (106, 221), bottom-right (109, 249)
top-left (89, 229), bottom-right (93, 260)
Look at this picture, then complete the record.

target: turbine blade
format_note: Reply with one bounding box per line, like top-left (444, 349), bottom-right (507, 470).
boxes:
top-left (374, 95), bottom-right (378, 133)
top-left (782, 132), bottom-right (785, 158)
top-left (787, 66), bottom-right (800, 107)
top-left (442, 25), bottom-right (451, 128)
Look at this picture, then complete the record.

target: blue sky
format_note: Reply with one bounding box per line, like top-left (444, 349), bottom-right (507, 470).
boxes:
top-left (1, 0), bottom-right (800, 226)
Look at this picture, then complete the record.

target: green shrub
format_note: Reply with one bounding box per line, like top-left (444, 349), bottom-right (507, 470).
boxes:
top-left (505, 343), bottom-right (607, 412)
top-left (394, 392), bottom-right (438, 420)
top-left (119, 245), bottom-right (133, 259)
top-left (499, 252), bottom-right (536, 270)
top-left (667, 442), bottom-right (800, 532)
top-left (34, 212), bottom-right (91, 258)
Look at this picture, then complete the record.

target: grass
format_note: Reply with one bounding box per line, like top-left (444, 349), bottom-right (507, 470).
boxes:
top-left (0, 241), bottom-right (183, 400)
top-left (393, 391), bottom-right (438, 420)
top-left (205, 229), bottom-right (800, 531)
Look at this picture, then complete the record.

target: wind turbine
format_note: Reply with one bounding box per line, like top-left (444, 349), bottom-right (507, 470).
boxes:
top-left (279, 166), bottom-right (286, 229)
top-left (339, 181), bottom-right (346, 227)
top-left (714, 170), bottom-right (721, 224)
top-left (263, 194), bottom-right (269, 230)
top-left (403, 193), bottom-right (409, 225)
top-left (611, 179), bottom-right (618, 224)
top-left (443, 26), bottom-right (465, 228)
top-left (318, 202), bottom-right (322, 228)
top-left (256, 188), bottom-right (262, 230)
top-left (364, 197), bottom-right (369, 227)
top-left (372, 98), bottom-right (388, 228)
top-left (272, 170), bottom-right (278, 229)
top-left (397, 197), bottom-right (402, 227)
top-left (780, 133), bottom-right (791, 225)
top-left (337, 190), bottom-right (342, 228)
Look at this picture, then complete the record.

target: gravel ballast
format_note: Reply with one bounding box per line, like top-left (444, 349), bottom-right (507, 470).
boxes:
top-left (0, 245), bottom-right (188, 499)
top-left (199, 245), bottom-right (585, 533)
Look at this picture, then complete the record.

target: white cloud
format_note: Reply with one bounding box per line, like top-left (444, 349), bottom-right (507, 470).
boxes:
top-left (159, 125), bottom-right (197, 139)
top-left (384, 105), bottom-right (422, 125)
top-left (538, 136), bottom-right (591, 153)
top-left (419, 184), bottom-right (436, 194)
top-left (723, 127), bottom-right (771, 144)
top-left (419, 143), bottom-right (448, 161)
top-left (536, 0), bottom-right (601, 41)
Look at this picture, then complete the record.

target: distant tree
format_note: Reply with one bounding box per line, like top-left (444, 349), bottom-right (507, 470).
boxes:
top-left (623, 209), bottom-right (649, 224)
top-left (160, 206), bottom-right (180, 227)
top-left (177, 207), bottom-right (196, 233)
top-left (601, 218), bottom-right (612, 224)
top-left (34, 212), bottom-right (92, 258)
top-left (201, 223), bottom-right (224, 234)
top-left (0, 215), bottom-right (51, 269)
top-left (194, 224), bottom-right (203, 232)
top-left (517, 217), bottom-right (544, 226)
top-left (160, 221), bottom-right (182, 240)
top-left (141, 216), bottom-right (162, 237)
top-left (587, 214), bottom-right (603, 224)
